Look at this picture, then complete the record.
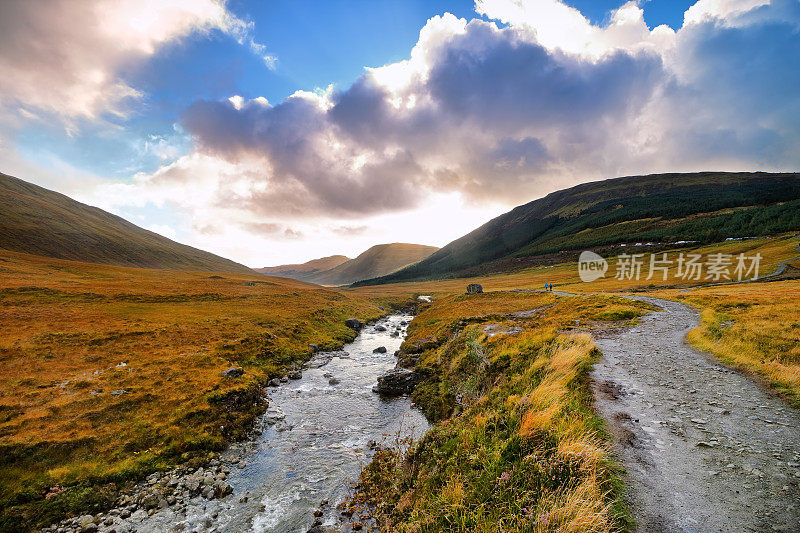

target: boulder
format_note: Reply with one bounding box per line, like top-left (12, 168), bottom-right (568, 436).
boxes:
top-left (374, 325), bottom-right (387, 332)
top-left (268, 378), bottom-right (281, 387)
top-left (372, 346), bottom-right (387, 354)
top-left (288, 370), bottom-right (302, 380)
top-left (466, 283), bottom-right (483, 294)
top-left (373, 369), bottom-right (423, 397)
top-left (345, 318), bottom-right (362, 330)
top-left (221, 367), bottom-right (244, 378)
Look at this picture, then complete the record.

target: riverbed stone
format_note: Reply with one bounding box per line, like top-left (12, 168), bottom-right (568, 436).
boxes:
top-left (374, 369), bottom-right (423, 396)
top-left (372, 346), bottom-right (387, 353)
top-left (345, 318), bottom-right (362, 330)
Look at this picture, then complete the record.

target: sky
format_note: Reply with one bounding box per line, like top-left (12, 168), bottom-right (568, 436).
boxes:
top-left (0, 0), bottom-right (798, 267)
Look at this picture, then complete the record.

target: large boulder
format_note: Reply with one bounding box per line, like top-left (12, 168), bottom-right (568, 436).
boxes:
top-left (466, 283), bottom-right (483, 294)
top-left (345, 318), bottom-right (362, 330)
top-left (372, 346), bottom-right (387, 353)
top-left (373, 369), bottom-right (423, 397)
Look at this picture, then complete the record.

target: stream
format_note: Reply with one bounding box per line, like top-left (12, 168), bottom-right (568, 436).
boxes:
top-left (132, 313), bottom-right (428, 533)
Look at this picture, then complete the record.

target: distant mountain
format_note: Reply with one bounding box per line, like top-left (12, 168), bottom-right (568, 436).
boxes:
top-left (355, 172), bottom-right (800, 285)
top-left (0, 172), bottom-right (253, 274)
top-left (255, 255), bottom-right (351, 281)
top-left (270, 243), bottom-right (438, 286)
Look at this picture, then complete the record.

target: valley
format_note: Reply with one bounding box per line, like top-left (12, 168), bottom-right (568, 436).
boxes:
top-left (0, 173), bottom-right (798, 532)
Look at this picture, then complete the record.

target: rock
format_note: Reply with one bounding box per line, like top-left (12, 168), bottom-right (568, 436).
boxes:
top-left (328, 377), bottom-right (340, 385)
top-left (221, 367), bottom-right (244, 378)
top-left (345, 318), bottom-right (362, 330)
top-left (390, 331), bottom-right (399, 337)
top-left (466, 283), bottom-right (483, 294)
top-left (110, 389), bottom-right (127, 396)
top-left (313, 509), bottom-right (324, 518)
top-left (309, 344), bottom-right (318, 353)
top-left (374, 369), bottom-right (423, 397)
top-left (81, 524), bottom-right (98, 533)
top-left (372, 346), bottom-right (387, 353)
top-left (375, 325), bottom-right (387, 332)
top-left (268, 378), bottom-right (280, 387)
top-left (288, 370), bottom-right (302, 380)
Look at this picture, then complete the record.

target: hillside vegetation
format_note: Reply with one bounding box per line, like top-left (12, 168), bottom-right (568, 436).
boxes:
top-left (0, 250), bottom-right (397, 531)
top-left (0, 173), bottom-right (253, 274)
top-left (348, 291), bottom-right (654, 531)
top-left (356, 172), bottom-right (800, 285)
top-left (255, 255), bottom-right (351, 280)
top-left (285, 243), bottom-right (439, 286)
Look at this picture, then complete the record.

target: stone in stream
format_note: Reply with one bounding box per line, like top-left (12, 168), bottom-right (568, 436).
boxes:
top-left (375, 325), bottom-right (387, 332)
top-left (345, 318), bottom-right (362, 330)
top-left (268, 378), bottom-right (281, 387)
top-left (373, 346), bottom-right (387, 353)
top-left (288, 370), bottom-right (302, 380)
top-left (374, 369), bottom-right (423, 396)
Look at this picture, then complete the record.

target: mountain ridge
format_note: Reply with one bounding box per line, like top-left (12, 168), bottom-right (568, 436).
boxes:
top-left (261, 243), bottom-right (439, 286)
top-left (353, 171), bottom-right (800, 285)
top-left (0, 172), bottom-right (254, 274)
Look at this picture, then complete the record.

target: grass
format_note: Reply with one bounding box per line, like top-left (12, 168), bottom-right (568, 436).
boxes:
top-left (660, 280), bottom-right (800, 407)
top-left (0, 249), bottom-right (394, 531)
top-left (1, 234), bottom-right (797, 531)
top-left (347, 291), bottom-right (654, 532)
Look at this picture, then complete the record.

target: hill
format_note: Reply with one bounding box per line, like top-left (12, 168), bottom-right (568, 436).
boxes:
top-left (305, 243), bottom-right (439, 286)
top-left (255, 255), bottom-right (351, 281)
top-left (0, 172), bottom-right (253, 274)
top-left (354, 172), bottom-right (800, 285)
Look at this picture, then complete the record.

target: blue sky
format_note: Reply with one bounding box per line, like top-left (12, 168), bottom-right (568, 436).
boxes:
top-left (12, 0), bottom-right (696, 180)
top-left (0, 0), bottom-right (798, 266)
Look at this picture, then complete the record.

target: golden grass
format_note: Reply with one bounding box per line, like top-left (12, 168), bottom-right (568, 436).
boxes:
top-left (0, 249), bottom-right (389, 529)
top-left (652, 280), bottom-right (800, 406)
top-left (349, 292), bottom-right (651, 532)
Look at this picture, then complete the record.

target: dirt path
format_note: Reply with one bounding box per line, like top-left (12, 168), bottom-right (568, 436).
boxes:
top-left (590, 296), bottom-right (800, 533)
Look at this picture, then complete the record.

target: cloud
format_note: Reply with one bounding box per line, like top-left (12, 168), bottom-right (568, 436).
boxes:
top-left (113, 0), bottom-right (799, 241)
top-left (48, 0), bottom-right (800, 266)
top-left (0, 0), bottom-right (272, 123)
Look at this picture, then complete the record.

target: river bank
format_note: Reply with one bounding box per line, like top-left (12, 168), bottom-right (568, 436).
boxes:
top-left (43, 314), bottom-right (428, 533)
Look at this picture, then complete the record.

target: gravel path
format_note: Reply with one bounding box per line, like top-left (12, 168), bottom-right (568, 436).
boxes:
top-left (591, 296), bottom-right (800, 533)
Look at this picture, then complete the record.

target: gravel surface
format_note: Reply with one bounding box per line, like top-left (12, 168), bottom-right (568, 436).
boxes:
top-left (591, 296), bottom-right (800, 533)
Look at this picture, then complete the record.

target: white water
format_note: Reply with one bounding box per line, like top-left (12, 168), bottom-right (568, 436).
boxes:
top-left (132, 314), bottom-right (428, 533)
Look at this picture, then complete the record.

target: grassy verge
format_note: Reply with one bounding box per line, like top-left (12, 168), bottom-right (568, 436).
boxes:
top-left (348, 291), bottom-right (654, 532)
top-left (0, 251), bottom-right (398, 531)
top-left (659, 279), bottom-right (800, 407)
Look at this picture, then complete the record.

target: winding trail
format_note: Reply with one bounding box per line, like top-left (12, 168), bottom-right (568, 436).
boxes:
top-left (590, 296), bottom-right (800, 532)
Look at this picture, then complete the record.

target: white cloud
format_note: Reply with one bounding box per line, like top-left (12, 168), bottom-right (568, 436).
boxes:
top-left (0, 0), bottom-right (273, 123)
top-left (12, 0), bottom-right (799, 267)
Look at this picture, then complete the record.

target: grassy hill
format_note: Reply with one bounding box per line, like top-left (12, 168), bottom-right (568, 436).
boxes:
top-left (354, 172), bottom-right (800, 285)
top-left (255, 255), bottom-right (351, 281)
top-left (308, 243), bottom-right (439, 286)
top-left (0, 173), bottom-right (253, 274)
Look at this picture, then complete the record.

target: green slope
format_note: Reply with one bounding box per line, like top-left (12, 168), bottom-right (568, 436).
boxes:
top-left (0, 172), bottom-right (254, 273)
top-left (354, 172), bottom-right (800, 285)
